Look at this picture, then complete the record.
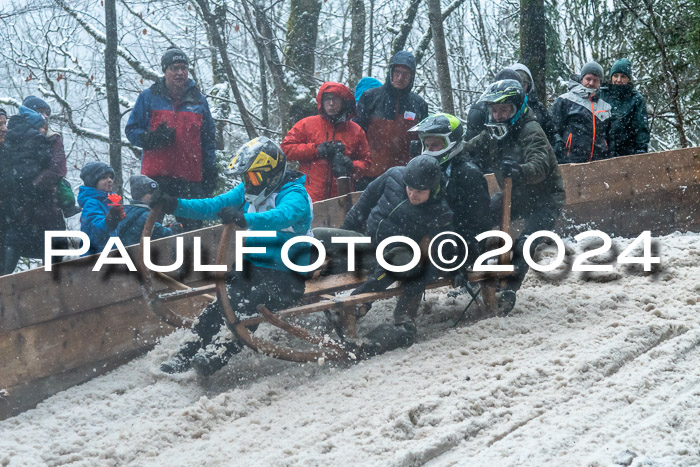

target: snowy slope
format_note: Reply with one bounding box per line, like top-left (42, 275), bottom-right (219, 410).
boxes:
top-left (1, 232), bottom-right (699, 466)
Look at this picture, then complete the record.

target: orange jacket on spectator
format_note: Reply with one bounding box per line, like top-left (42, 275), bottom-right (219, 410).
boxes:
top-left (282, 82), bottom-right (371, 202)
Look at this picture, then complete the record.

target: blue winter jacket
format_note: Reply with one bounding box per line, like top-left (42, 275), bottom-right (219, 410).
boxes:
top-left (78, 186), bottom-right (115, 256)
top-left (115, 202), bottom-right (175, 247)
top-left (174, 171), bottom-right (313, 271)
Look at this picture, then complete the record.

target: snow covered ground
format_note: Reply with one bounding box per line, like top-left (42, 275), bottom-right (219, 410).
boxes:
top-left (1, 231), bottom-right (699, 466)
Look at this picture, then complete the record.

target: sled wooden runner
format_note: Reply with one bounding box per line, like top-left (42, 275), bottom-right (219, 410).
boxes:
top-left (2, 148), bottom-right (700, 420)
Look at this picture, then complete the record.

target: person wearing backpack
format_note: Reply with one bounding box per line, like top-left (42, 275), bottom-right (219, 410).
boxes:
top-left (1, 102), bottom-right (67, 274)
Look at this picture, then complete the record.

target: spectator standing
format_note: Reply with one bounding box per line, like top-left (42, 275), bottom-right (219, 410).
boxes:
top-left (125, 47), bottom-right (217, 231)
top-left (1, 103), bottom-right (66, 274)
top-left (354, 51), bottom-right (428, 190)
top-left (600, 58), bottom-right (650, 158)
top-left (281, 82), bottom-right (371, 202)
top-left (508, 63), bottom-right (556, 144)
top-left (550, 61), bottom-right (612, 163)
top-left (78, 162), bottom-right (124, 256)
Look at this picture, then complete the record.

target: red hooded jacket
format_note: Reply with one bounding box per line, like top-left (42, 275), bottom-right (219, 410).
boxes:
top-left (281, 82), bottom-right (371, 202)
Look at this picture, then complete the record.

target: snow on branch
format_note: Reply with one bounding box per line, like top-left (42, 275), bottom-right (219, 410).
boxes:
top-left (53, 0), bottom-right (160, 82)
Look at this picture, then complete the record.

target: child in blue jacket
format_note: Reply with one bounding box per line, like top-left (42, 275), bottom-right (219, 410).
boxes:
top-left (77, 162), bottom-right (124, 256)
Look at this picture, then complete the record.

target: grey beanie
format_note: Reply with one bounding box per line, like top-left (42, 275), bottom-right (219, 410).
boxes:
top-left (80, 161), bottom-right (115, 188)
top-left (161, 47), bottom-right (189, 72)
top-left (130, 175), bottom-right (158, 200)
top-left (579, 61), bottom-right (604, 81)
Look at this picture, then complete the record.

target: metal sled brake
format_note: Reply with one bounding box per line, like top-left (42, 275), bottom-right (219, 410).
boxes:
top-left (136, 200), bottom-right (515, 364)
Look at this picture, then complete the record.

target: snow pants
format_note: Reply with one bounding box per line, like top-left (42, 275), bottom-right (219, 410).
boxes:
top-left (190, 264), bottom-right (306, 353)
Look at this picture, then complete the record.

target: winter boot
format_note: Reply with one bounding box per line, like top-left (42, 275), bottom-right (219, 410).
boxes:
top-left (160, 341), bottom-right (201, 374)
top-left (191, 341), bottom-right (243, 377)
top-left (497, 289), bottom-right (517, 316)
top-left (362, 321), bottom-right (417, 357)
top-left (393, 292), bottom-right (422, 325)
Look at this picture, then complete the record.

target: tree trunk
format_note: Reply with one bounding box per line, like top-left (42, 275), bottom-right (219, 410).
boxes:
top-left (427, 0), bottom-right (454, 113)
top-left (285, 0), bottom-right (322, 92)
top-left (347, 0), bottom-right (366, 90)
top-left (392, 0), bottom-right (422, 57)
top-left (194, 0), bottom-right (258, 139)
top-left (367, 0), bottom-right (375, 76)
top-left (415, 0), bottom-right (468, 65)
top-left (104, 0), bottom-right (122, 194)
top-left (520, 0), bottom-right (547, 105)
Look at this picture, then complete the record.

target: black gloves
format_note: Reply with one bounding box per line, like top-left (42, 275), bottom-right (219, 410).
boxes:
top-left (105, 204), bottom-right (125, 230)
top-left (317, 141), bottom-right (353, 177)
top-left (202, 164), bottom-right (218, 196)
top-left (501, 160), bottom-right (523, 182)
top-left (218, 207), bottom-right (247, 227)
top-left (331, 153), bottom-right (354, 177)
top-left (317, 141), bottom-right (345, 159)
top-left (141, 122), bottom-right (176, 151)
top-left (151, 190), bottom-right (179, 214)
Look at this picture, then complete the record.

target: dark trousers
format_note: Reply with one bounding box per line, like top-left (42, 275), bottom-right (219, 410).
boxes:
top-left (189, 265), bottom-right (306, 351)
top-left (152, 176), bottom-right (208, 232)
top-left (490, 193), bottom-right (562, 291)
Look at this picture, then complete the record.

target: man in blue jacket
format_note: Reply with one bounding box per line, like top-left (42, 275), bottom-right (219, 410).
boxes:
top-left (157, 137), bottom-right (313, 376)
top-left (125, 47), bottom-right (218, 232)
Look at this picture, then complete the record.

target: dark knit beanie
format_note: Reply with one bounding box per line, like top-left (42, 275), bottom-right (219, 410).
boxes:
top-left (161, 47), bottom-right (189, 72)
top-left (81, 161), bottom-right (115, 188)
top-left (0, 108), bottom-right (6, 118)
top-left (404, 155), bottom-right (442, 191)
top-left (22, 96), bottom-right (51, 116)
top-left (579, 61), bottom-right (604, 81)
top-left (610, 58), bottom-right (633, 81)
top-left (129, 175), bottom-right (158, 201)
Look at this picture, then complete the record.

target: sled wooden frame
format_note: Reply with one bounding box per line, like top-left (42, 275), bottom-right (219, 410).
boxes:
top-left (135, 204), bottom-right (514, 363)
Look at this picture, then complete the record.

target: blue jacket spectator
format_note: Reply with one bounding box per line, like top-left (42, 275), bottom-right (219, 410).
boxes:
top-left (78, 162), bottom-right (122, 256)
top-left (125, 47), bottom-right (218, 232)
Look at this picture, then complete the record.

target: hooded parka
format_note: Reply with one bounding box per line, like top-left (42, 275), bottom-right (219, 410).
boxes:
top-left (600, 59), bottom-right (649, 158)
top-left (354, 51), bottom-right (429, 178)
top-left (281, 82), bottom-right (371, 202)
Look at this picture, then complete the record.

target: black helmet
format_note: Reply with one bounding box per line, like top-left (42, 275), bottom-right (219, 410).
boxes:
top-left (403, 155), bottom-right (442, 191)
top-left (477, 79), bottom-right (528, 140)
top-left (227, 136), bottom-right (287, 202)
top-left (408, 113), bottom-right (464, 164)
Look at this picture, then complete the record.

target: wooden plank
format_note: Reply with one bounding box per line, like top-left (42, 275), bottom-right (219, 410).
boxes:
top-left (0, 294), bottom-right (205, 390)
top-left (0, 225), bottom-right (228, 333)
